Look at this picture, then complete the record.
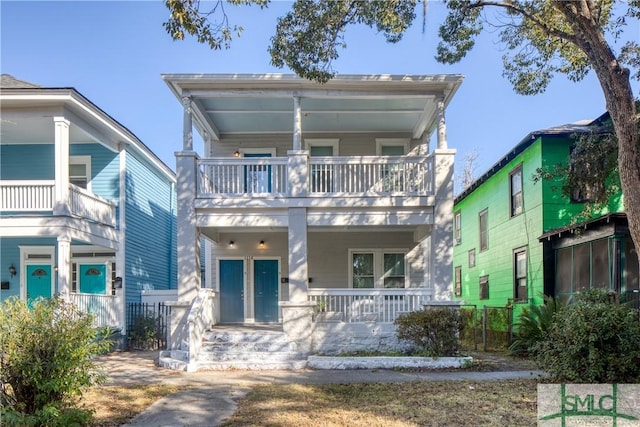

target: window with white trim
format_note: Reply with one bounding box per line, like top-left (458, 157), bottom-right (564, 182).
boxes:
top-left (454, 211), bottom-right (461, 245)
top-left (350, 249), bottom-right (407, 288)
top-left (70, 156), bottom-right (91, 190)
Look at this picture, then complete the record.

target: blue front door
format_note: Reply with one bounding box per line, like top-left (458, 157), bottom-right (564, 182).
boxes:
top-left (219, 259), bottom-right (245, 323)
top-left (254, 259), bottom-right (279, 323)
top-left (26, 264), bottom-right (52, 305)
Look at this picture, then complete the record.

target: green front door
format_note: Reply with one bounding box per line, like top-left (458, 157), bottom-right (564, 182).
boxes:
top-left (220, 259), bottom-right (245, 323)
top-left (254, 259), bottom-right (279, 323)
top-left (26, 264), bottom-right (52, 304)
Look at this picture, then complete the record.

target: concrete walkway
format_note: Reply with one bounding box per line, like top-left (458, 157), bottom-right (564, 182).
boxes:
top-left (97, 351), bottom-right (545, 427)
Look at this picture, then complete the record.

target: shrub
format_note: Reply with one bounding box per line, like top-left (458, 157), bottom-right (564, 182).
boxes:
top-left (532, 289), bottom-right (640, 383)
top-left (0, 296), bottom-right (108, 426)
top-left (509, 295), bottom-right (563, 356)
top-left (127, 311), bottom-right (162, 350)
top-left (394, 308), bottom-right (463, 357)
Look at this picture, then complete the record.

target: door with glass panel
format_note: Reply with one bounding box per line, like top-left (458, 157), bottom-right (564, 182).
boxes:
top-left (310, 145), bottom-right (334, 192)
top-left (244, 153), bottom-right (272, 193)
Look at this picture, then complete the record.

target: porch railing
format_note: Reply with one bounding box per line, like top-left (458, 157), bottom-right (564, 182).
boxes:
top-left (198, 158), bottom-right (289, 196)
top-left (187, 289), bottom-right (217, 366)
top-left (196, 155), bottom-right (434, 197)
top-left (308, 156), bottom-right (433, 195)
top-left (69, 184), bottom-right (116, 226)
top-left (308, 288), bottom-right (433, 323)
top-left (0, 180), bottom-right (55, 211)
top-left (68, 292), bottom-right (121, 328)
top-left (0, 180), bottom-right (116, 226)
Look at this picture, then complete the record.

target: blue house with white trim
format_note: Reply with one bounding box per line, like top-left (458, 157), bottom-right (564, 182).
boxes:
top-left (0, 75), bottom-right (176, 330)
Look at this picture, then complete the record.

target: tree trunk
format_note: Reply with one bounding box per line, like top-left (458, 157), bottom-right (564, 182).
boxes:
top-left (555, 1), bottom-right (640, 286)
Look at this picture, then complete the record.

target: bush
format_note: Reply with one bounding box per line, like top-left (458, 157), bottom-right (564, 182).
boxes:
top-left (127, 311), bottom-right (162, 350)
top-left (509, 295), bottom-right (563, 356)
top-left (532, 289), bottom-right (640, 383)
top-left (394, 308), bottom-right (463, 357)
top-left (0, 296), bottom-right (108, 426)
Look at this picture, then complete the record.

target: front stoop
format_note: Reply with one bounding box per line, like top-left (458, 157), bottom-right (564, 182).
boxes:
top-left (159, 329), bottom-right (309, 371)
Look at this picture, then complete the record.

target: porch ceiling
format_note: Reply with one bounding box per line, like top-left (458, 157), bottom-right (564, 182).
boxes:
top-left (162, 74), bottom-right (464, 141)
top-left (0, 114), bottom-right (97, 144)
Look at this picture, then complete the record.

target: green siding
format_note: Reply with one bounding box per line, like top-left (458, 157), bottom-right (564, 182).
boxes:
top-left (454, 139), bottom-right (546, 308)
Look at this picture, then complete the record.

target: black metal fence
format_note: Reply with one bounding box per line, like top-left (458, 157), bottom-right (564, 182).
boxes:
top-left (459, 305), bottom-right (515, 352)
top-left (126, 302), bottom-right (171, 350)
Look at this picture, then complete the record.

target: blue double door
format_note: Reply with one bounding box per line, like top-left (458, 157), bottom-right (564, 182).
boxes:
top-left (219, 258), bottom-right (279, 323)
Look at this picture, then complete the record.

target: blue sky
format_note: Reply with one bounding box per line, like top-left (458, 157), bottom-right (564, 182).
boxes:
top-left (2, 1), bottom-right (636, 187)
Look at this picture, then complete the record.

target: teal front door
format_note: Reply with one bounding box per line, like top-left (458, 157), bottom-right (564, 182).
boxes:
top-left (219, 259), bottom-right (245, 323)
top-left (79, 264), bottom-right (107, 294)
top-left (26, 264), bottom-right (52, 305)
top-left (254, 259), bottom-right (279, 323)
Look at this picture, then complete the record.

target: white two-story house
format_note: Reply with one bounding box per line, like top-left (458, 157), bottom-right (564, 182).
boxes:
top-left (161, 73), bottom-right (462, 369)
top-left (0, 75), bottom-right (177, 332)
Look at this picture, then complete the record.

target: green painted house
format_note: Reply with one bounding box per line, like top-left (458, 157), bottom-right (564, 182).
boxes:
top-left (452, 115), bottom-right (638, 311)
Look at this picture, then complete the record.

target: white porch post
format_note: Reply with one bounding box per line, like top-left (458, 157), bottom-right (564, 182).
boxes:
top-left (293, 95), bottom-right (302, 151)
top-left (287, 207), bottom-right (308, 302)
top-left (432, 148), bottom-right (456, 300)
top-left (176, 150), bottom-right (201, 302)
top-left (56, 235), bottom-right (71, 300)
top-left (436, 96), bottom-right (447, 150)
top-left (182, 96), bottom-right (193, 151)
top-left (53, 117), bottom-right (70, 216)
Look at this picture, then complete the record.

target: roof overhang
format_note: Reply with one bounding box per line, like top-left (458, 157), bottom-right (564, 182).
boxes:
top-left (162, 73), bottom-right (464, 142)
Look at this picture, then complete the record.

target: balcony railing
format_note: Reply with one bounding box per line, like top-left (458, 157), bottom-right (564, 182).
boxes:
top-left (308, 288), bottom-right (433, 323)
top-left (198, 158), bottom-right (289, 196)
top-left (0, 180), bottom-right (55, 211)
top-left (68, 292), bottom-right (122, 328)
top-left (0, 180), bottom-right (116, 226)
top-left (196, 155), bottom-right (434, 197)
top-left (309, 156), bottom-right (433, 195)
top-left (69, 184), bottom-right (116, 226)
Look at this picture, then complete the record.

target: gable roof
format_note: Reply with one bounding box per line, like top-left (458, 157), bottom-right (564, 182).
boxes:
top-left (0, 74), bottom-right (41, 89)
top-left (454, 113), bottom-right (609, 204)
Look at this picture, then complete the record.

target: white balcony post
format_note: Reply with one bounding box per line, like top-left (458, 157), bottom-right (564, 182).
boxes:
top-left (53, 117), bottom-right (70, 216)
top-left (432, 148), bottom-right (456, 299)
top-left (436, 96), bottom-right (447, 150)
top-left (176, 151), bottom-right (201, 302)
top-left (293, 95), bottom-right (302, 151)
top-left (182, 96), bottom-right (193, 151)
top-left (56, 235), bottom-right (71, 300)
top-left (287, 207), bottom-right (308, 302)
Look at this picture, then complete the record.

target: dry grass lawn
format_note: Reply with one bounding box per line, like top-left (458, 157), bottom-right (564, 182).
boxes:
top-left (221, 380), bottom-right (538, 427)
top-left (81, 384), bottom-right (182, 427)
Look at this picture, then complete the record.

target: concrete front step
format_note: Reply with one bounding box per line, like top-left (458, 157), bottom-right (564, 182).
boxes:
top-left (203, 330), bottom-right (290, 344)
top-left (202, 341), bottom-right (297, 353)
top-left (196, 359), bottom-right (309, 370)
top-left (198, 350), bottom-right (308, 363)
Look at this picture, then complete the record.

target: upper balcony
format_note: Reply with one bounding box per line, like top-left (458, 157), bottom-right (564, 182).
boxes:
top-left (197, 154), bottom-right (434, 204)
top-left (0, 180), bottom-right (116, 226)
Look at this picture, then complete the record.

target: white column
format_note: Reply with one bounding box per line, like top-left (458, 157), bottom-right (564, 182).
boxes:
top-left (436, 96), bottom-right (447, 150)
top-left (203, 131), bottom-right (213, 157)
top-left (182, 96), bottom-right (193, 151)
top-left (293, 95), bottom-right (302, 150)
top-left (56, 236), bottom-right (71, 300)
top-left (116, 146), bottom-right (127, 332)
top-left (53, 117), bottom-right (70, 216)
top-left (176, 151), bottom-right (201, 302)
top-left (287, 150), bottom-right (309, 197)
top-left (432, 148), bottom-right (456, 299)
top-left (288, 207), bottom-right (308, 302)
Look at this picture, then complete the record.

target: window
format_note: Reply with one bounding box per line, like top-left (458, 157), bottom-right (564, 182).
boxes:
top-left (454, 266), bottom-right (462, 297)
top-left (514, 248), bottom-right (527, 301)
top-left (350, 250), bottom-right (407, 288)
top-left (468, 249), bottom-right (476, 268)
top-left (479, 275), bottom-right (489, 300)
top-left (70, 156), bottom-right (91, 190)
top-left (375, 138), bottom-right (409, 156)
top-left (454, 211), bottom-right (461, 245)
top-left (509, 166), bottom-right (523, 216)
top-left (479, 209), bottom-right (488, 252)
